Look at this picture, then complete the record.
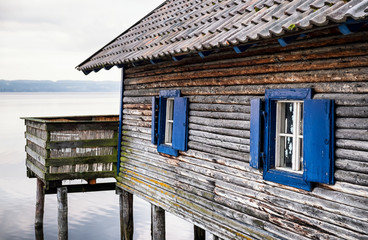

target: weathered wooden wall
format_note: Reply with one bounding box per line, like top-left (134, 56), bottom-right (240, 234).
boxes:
top-left (24, 116), bottom-right (119, 183)
top-left (117, 29), bottom-right (368, 240)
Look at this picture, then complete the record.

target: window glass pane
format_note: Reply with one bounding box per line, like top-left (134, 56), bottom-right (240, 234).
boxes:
top-left (166, 122), bottom-right (173, 144)
top-left (299, 138), bottom-right (303, 170)
top-left (299, 103), bottom-right (303, 135)
top-left (281, 102), bottom-right (294, 134)
top-left (165, 98), bottom-right (174, 145)
top-left (279, 136), bottom-right (293, 168)
top-left (166, 99), bottom-right (174, 120)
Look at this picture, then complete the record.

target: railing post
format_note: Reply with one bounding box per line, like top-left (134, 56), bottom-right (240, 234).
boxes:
top-left (194, 225), bottom-right (205, 240)
top-left (151, 204), bottom-right (165, 240)
top-left (57, 187), bottom-right (68, 240)
top-left (120, 190), bottom-right (133, 240)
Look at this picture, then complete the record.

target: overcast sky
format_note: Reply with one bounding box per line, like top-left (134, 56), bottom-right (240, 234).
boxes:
top-left (0, 0), bottom-right (164, 81)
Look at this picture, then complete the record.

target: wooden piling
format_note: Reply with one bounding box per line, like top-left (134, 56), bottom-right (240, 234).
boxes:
top-left (151, 205), bottom-right (165, 240)
top-left (194, 225), bottom-right (205, 240)
top-left (120, 190), bottom-right (133, 240)
top-left (35, 178), bottom-right (45, 229)
top-left (57, 187), bottom-right (68, 240)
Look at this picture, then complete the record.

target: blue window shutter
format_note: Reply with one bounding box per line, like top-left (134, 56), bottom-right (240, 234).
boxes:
top-left (250, 98), bottom-right (262, 169)
top-left (157, 97), bottom-right (166, 145)
top-left (151, 97), bottom-right (159, 144)
top-left (172, 97), bottom-right (189, 151)
top-left (304, 99), bottom-right (335, 184)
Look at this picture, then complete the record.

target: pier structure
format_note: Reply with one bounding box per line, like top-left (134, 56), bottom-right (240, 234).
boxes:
top-left (23, 115), bottom-right (119, 240)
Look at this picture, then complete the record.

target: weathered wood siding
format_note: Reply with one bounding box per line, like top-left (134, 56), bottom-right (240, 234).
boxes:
top-left (24, 116), bottom-right (119, 183)
top-left (117, 29), bottom-right (368, 240)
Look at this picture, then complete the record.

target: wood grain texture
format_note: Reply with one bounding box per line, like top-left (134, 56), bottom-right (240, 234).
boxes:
top-left (116, 32), bottom-right (368, 240)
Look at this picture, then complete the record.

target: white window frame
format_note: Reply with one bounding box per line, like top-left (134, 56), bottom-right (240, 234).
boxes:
top-left (164, 98), bottom-right (174, 145)
top-left (275, 100), bottom-right (303, 173)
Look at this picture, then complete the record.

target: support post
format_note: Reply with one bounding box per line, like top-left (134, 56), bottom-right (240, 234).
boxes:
top-left (120, 190), bottom-right (133, 240)
top-left (57, 187), bottom-right (68, 240)
top-left (151, 204), bottom-right (165, 240)
top-left (35, 178), bottom-right (45, 240)
top-left (194, 225), bottom-right (205, 240)
top-left (35, 179), bottom-right (45, 229)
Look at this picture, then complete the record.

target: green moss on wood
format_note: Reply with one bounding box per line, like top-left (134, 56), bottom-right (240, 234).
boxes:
top-left (288, 24), bottom-right (296, 30)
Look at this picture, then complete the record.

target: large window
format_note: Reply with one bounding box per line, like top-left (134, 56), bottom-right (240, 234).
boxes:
top-left (151, 90), bottom-right (189, 157)
top-left (250, 88), bottom-right (335, 191)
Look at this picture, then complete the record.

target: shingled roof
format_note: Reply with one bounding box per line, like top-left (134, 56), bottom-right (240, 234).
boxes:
top-left (77, 0), bottom-right (368, 74)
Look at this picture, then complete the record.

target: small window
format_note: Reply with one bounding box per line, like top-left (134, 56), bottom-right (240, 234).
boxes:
top-left (250, 88), bottom-right (335, 191)
top-left (275, 101), bottom-right (303, 172)
top-left (151, 90), bottom-right (189, 157)
top-left (165, 98), bottom-right (174, 145)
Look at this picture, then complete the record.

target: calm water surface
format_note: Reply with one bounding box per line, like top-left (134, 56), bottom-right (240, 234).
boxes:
top-left (0, 92), bottom-right (195, 240)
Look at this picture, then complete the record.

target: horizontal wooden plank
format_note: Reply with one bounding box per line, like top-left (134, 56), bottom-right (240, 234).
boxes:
top-left (336, 118), bottom-right (368, 129)
top-left (336, 159), bottom-right (368, 174)
top-left (47, 155), bottom-right (117, 167)
top-left (189, 95), bottom-right (256, 105)
top-left (335, 170), bottom-right (368, 186)
top-left (336, 139), bottom-right (368, 151)
top-left (26, 160), bottom-right (45, 180)
top-left (48, 138), bottom-right (118, 149)
top-left (314, 93), bottom-right (368, 106)
top-left (188, 141), bottom-right (249, 162)
top-left (123, 109), bottom-right (152, 116)
top-left (189, 129), bottom-right (249, 145)
top-left (25, 120), bottom-right (47, 131)
top-left (190, 103), bottom-right (250, 113)
top-left (336, 106), bottom-right (368, 117)
top-left (123, 119), bottom-right (151, 128)
top-left (124, 81), bottom-right (368, 97)
top-left (335, 148), bottom-right (368, 162)
top-left (189, 123), bottom-right (250, 138)
top-left (25, 133), bottom-right (47, 149)
top-left (122, 124), bottom-right (151, 134)
top-left (189, 116), bottom-right (249, 130)
top-left (189, 135), bottom-right (249, 152)
top-left (123, 96), bottom-right (152, 104)
top-left (123, 114), bottom-right (151, 122)
top-left (26, 146), bottom-right (46, 166)
top-left (317, 182), bottom-right (368, 198)
top-left (190, 110), bottom-right (250, 120)
top-left (335, 129), bottom-right (368, 141)
top-left (46, 122), bottom-right (118, 131)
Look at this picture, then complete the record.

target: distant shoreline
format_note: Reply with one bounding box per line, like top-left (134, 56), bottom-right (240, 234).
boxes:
top-left (0, 80), bottom-right (120, 92)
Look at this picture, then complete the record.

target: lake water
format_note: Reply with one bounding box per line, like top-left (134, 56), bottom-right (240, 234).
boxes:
top-left (0, 92), bottom-right (195, 240)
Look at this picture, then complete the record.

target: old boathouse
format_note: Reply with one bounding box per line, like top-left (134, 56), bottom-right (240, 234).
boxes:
top-left (77, 0), bottom-right (368, 239)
